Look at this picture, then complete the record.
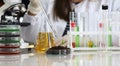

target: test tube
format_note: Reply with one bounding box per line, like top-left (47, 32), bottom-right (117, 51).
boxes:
top-left (74, 12), bottom-right (80, 47)
top-left (98, 5), bottom-right (109, 48)
top-left (99, 23), bottom-right (104, 47)
top-left (69, 10), bottom-right (76, 31)
top-left (69, 10), bottom-right (77, 48)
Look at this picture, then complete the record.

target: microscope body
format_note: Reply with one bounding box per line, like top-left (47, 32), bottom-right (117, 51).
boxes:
top-left (0, 3), bottom-right (30, 54)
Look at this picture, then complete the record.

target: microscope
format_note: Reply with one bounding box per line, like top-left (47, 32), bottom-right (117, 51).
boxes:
top-left (0, 3), bottom-right (30, 54)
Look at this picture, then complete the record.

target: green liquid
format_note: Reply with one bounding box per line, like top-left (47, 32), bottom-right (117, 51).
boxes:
top-left (75, 26), bottom-right (80, 47)
top-left (108, 27), bottom-right (112, 47)
top-left (0, 29), bottom-right (19, 32)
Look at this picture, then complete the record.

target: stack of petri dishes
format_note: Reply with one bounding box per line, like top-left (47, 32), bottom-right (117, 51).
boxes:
top-left (0, 24), bottom-right (20, 54)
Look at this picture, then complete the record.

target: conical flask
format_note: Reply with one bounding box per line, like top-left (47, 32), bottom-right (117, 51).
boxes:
top-left (35, 20), bottom-right (55, 54)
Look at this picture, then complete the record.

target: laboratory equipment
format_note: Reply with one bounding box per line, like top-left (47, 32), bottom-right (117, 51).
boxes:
top-left (35, 0), bottom-right (71, 54)
top-left (69, 10), bottom-right (80, 48)
top-left (39, 0), bottom-right (58, 38)
top-left (35, 32), bottom-right (55, 54)
top-left (46, 46), bottom-right (70, 55)
top-left (70, 9), bottom-right (76, 31)
top-left (87, 37), bottom-right (94, 48)
top-left (68, 10), bottom-right (120, 51)
top-left (0, 3), bottom-right (30, 54)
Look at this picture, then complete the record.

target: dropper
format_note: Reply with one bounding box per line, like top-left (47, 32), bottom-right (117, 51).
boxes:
top-left (39, 0), bottom-right (58, 38)
top-left (38, 0), bottom-right (58, 48)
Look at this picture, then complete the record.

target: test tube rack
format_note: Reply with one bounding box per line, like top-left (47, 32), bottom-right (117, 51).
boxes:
top-left (68, 12), bottom-right (120, 51)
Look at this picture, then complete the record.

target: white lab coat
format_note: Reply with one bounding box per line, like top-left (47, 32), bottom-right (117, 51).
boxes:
top-left (21, 0), bottom-right (120, 44)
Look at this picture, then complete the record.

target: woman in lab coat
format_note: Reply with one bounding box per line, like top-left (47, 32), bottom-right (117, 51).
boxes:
top-left (21, 0), bottom-right (120, 45)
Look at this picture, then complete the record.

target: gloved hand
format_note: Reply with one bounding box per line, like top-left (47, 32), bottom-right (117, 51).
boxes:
top-left (55, 35), bottom-right (69, 47)
top-left (28, 0), bottom-right (41, 14)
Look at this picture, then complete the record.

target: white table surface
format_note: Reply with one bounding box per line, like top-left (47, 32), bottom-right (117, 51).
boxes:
top-left (0, 50), bottom-right (120, 66)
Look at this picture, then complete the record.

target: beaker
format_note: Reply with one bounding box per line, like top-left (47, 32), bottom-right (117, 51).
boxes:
top-left (35, 32), bottom-right (55, 54)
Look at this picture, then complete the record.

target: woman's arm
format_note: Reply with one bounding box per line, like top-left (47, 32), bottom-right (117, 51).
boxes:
top-left (21, 0), bottom-right (50, 43)
top-left (28, 0), bottom-right (49, 16)
top-left (27, 0), bottom-right (41, 15)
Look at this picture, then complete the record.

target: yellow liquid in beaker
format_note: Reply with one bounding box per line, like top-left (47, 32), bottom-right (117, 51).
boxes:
top-left (88, 40), bottom-right (94, 48)
top-left (49, 32), bottom-right (55, 47)
top-left (35, 32), bottom-right (55, 54)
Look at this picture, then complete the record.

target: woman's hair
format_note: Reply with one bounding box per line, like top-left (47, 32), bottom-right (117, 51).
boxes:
top-left (53, 0), bottom-right (72, 22)
top-left (0, 0), bottom-right (4, 7)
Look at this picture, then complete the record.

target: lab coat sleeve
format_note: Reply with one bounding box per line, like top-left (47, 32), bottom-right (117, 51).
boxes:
top-left (111, 0), bottom-right (120, 45)
top-left (21, 0), bottom-right (50, 43)
top-left (112, 0), bottom-right (120, 11)
top-left (20, 13), bottom-right (42, 43)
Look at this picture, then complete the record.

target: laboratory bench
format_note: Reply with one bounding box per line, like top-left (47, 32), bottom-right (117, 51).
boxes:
top-left (0, 48), bottom-right (120, 66)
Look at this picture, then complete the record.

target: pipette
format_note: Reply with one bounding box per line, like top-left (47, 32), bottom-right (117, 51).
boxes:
top-left (38, 0), bottom-right (59, 48)
top-left (39, 0), bottom-right (58, 38)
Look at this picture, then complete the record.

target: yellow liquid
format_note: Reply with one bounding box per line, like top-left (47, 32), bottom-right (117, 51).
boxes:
top-left (49, 32), bottom-right (55, 47)
top-left (88, 40), bottom-right (94, 48)
top-left (35, 32), bottom-right (55, 53)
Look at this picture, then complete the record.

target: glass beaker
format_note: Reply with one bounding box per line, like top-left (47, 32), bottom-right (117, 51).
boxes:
top-left (35, 32), bottom-right (55, 54)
